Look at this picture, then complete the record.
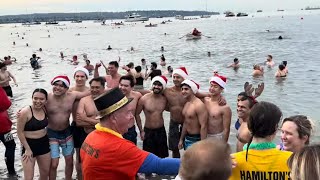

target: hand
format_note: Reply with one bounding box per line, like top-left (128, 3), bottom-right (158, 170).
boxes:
top-left (140, 131), bottom-right (145, 140)
top-left (16, 109), bottom-right (22, 118)
top-left (230, 154), bottom-right (237, 169)
top-left (218, 95), bottom-right (227, 106)
top-left (95, 63), bottom-right (101, 68)
top-left (22, 149), bottom-right (33, 163)
top-left (178, 140), bottom-right (184, 150)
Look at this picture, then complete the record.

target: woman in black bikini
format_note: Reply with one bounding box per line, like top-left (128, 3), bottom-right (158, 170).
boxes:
top-left (17, 88), bottom-right (51, 180)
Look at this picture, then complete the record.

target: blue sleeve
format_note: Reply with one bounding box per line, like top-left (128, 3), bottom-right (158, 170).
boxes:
top-left (138, 153), bottom-right (180, 175)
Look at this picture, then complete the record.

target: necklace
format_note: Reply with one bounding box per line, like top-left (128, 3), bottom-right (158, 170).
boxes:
top-left (243, 142), bottom-right (276, 150)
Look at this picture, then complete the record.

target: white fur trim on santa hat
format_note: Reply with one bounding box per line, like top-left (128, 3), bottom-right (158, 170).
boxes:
top-left (151, 76), bottom-right (167, 88)
top-left (74, 67), bottom-right (89, 79)
top-left (51, 76), bottom-right (70, 88)
top-left (181, 79), bottom-right (199, 94)
top-left (172, 68), bottom-right (188, 79)
top-left (210, 76), bottom-right (226, 89)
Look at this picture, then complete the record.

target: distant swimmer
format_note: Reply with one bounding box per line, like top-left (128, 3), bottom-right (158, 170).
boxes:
top-left (26, 43), bottom-right (29, 47)
top-left (282, 61), bottom-right (288, 73)
top-left (161, 46), bottom-right (164, 52)
top-left (278, 36), bottom-right (283, 39)
top-left (30, 54), bottom-right (41, 69)
top-left (227, 58), bottom-right (240, 69)
top-left (160, 54), bottom-right (166, 67)
top-left (275, 64), bottom-right (287, 77)
top-left (164, 33), bottom-right (167, 35)
top-left (266, 30), bottom-right (270, 32)
top-left (48, 35), bottom-right (51, 38)
top-left (107, 45), bottom-right (112, 50)
top-left (72, 55), bottom-right (79, 65)
top-left (13, 41), bottom-right (15, 46)
top-left (252, 64), bottom-right (264, 76)
top-left (39, 48), bottom-right (43, 52)
top-left (265, 55), bottom-right (275, 67)
top-left (60, 52), bottom-right (65, 59)
top-left (130, 47), bottom-right (134, 51)
top-left (207, 52), bottom-right (211, 57)
top-left (22, 37), bottom-right (24, 39)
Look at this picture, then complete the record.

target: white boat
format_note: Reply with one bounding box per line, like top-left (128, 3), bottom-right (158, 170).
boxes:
top-left (124, 13), bottom-right (149, 22)
top-left (200, 15), bottom-right (211, 18)
top-left (22, 21), bottom-right (41, 25)
top-left (145, 23), bottom-right (158, 27)
top-left (175, 15), bottom-right (184, 20)
top-left (186, 33), bottom-right (202, 40)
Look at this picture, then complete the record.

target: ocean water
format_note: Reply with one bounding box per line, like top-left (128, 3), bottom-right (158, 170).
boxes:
top-left (0, 10), bottom-right (320, 179)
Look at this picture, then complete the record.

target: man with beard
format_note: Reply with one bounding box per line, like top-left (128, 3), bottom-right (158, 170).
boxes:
top-left (136, 75), bottom-right (169, 158)
top-left (178, 79), bottom-right (208, 150)
top-left (46, 75), bottom-right (90, 180)
top-left (119, 75), bottom-right (142, 145)
top-left (204, 75), bottom-right (232, 142)
top-left (75, 77), bottom-right (105, 179)
top-left (94, 61), bottom-right (121, 88)
top-left (69, 67), bottom-right (90, 180)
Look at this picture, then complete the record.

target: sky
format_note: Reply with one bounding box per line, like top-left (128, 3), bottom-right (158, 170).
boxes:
top-left (0, 0), bottom-right (319, 15)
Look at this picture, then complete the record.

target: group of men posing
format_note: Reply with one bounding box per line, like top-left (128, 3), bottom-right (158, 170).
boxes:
top-left (7, 58), bottom-right (232, 179)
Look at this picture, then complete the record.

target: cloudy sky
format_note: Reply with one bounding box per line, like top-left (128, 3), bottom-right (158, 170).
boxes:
top-left (0, 0), bottom-right (319, 15)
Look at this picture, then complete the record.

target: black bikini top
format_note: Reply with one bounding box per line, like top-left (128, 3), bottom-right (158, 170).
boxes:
top-left (24, 106), bottom-right (49, 131)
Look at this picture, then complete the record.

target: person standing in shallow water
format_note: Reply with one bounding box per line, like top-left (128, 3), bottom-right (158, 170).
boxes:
top-left (17, 88), bottom-right (51, 180)
top-left (0, 87), bottom-right (16, 176)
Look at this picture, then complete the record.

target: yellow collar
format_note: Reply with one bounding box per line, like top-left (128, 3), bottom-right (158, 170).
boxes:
top-left (95, 123), bottom-right (123, 139)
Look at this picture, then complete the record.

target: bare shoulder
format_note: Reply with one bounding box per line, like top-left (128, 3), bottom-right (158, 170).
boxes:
top-left (20, 106), bottom-right (31, 115)
top-left (79, 95), bottom-right (91, 102)
top-left (131, 91), bottom-right (142, 99)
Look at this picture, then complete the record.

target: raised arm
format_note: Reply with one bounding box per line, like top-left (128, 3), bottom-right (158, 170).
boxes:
top-left (198, 103), bottom-right (208, 140)
top-left (135, 96), bottom-right (145, 140)
top-left (93, 63), bottom-right (101, 78)
top-left (222, 106), bottom-right (232, 142)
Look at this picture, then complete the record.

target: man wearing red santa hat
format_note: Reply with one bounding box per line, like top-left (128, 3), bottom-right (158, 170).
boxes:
top-left (178, 79), bottom-right (208, 150)
top-left (204, 74), bottom-right (232, 142)
top-left (46, 75), bottom-right (90, 180)
top-left (136, 75), bottom-right (169, 158)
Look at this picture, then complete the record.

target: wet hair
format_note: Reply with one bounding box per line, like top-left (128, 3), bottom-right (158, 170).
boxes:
top-left (135, 66), bottom-right (142, 73)
top-left (141, 58), bottom-right (146, 62)
top-left (179, 139), bottom-right (232, 180)
top-left (127, 62), bottom-right (134, 68)
top-left (32, 88), bottom-right (48, 100)
top-left (239, 95), bottom-right (257, 108)
top-left (32, 54), bottom-right (36, 58)
top-left (0, 62), bottom-right (6, 69)
top-left (279, 64), bottom-right (285, 71)
top-left (167, 66), bottom-right (173, 73)
top-left (109, 61), bottom-right (119, 68)
top-left (86, 60), bottom-right (91, 64)
top-left (282, 115), bottom-right (313, 145)
top-left (89, 77), bottom-right (106, 87)
top-left (151, 62), bottom-right (157, 69)
top-left (234, 58), bottom-right (239, 63)
top-left (282, 61), bottom-right (287, 66)
top-left (246, 101), bottom-right (282, 161)
top-left (120, 75), bottom-right (135, 87)
top-left (238, 92), bottom-right (247, 97)
top-left (288, 144), bottom-right (320, 180)
top-left (4, 56), bottom-right (8, 60)
top-left (267, 55), bottom-right (273, 59)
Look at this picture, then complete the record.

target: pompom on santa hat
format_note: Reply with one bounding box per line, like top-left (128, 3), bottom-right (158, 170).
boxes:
top-left (151, 75), bottom-right (168, 88)
top-left (51, 75), bottom-right (70, 88)
top-left (210, 74), bottom-right (227, 89)
top-left (172, 67), bottom-right (188, 79)
top-left (181, 79), bottom-right (200, 94)
top-left (73, 66), bottom-right (89, 79)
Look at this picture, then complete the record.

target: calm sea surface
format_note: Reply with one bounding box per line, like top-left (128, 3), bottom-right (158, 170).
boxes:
top-left (0, 10), bottom-right (320, 179)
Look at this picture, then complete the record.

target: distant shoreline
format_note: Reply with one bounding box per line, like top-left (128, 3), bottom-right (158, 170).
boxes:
top-left (0, 10), bottom-right (219, 24)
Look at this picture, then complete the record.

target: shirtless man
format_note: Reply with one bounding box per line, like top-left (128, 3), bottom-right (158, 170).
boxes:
top-left (75, 77), bottom-right (105, 179)
top-left (46, 75), bottom-right (89, 180)
top-left (204, 75), bottom-right (232, 142)
top-left (0, 63), bottom-right (17, 97)
top-left (266, 55), bottom-right (275, 67)
top-left (227, 58), bottom-right (240, 70)
top-left (94, 60), bottom-right (121, 88)
top-left (178, 79), bottom-right (208, 150)
top-left (252, 64), bottom-right (264, 76)
top-left (83, 60), bottom-right (94, 75)
top-left (164, 67), bottom-right (189, 158)
top-left (119, 75), bottom-right (142, 145)
top-left (69, 67), bottom-right (90, 180)
top-left (136, 75), bottom-right (169, 158)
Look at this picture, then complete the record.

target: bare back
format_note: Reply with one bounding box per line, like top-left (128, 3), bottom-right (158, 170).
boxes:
top-left (164, 87), bottom-right (186, 123)
top-left (46, 92), bottom-right (77, 130)
top-left (141, 93), bottom-right (167, 129)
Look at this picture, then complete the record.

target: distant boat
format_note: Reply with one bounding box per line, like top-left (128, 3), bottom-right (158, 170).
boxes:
top-left (124, 13), bottom-right (149, 22)
top-left (175, 15), bottom-right (184, 20)
top-left (305, 6), bottom-right (320, 10)
top-left (186, 33), bottom-right (202, 40)
top-left (45, 20), bottom-right (59, 25)
top-left (277, 9), bottom-right (285, 12)
top-left (236, 13), bottom-right (249, 17)
top-left (22, 21), bottom-right (41, 25)
top-left (145, 23), bottom-right (158, 27)
top-left (257, 10), bottom-right (263, 12)
top-left (71, 20), bottom-right (82, 23)
top-left (200, 15), bottom-right (211, 18)
top-left (225, 12), bottom-right (235, 17)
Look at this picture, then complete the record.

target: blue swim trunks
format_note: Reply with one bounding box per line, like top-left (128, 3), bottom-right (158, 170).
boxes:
top-left (184, 134), bottom-right (200, 150)
top-left (47, 126), bottom-right (74, 158)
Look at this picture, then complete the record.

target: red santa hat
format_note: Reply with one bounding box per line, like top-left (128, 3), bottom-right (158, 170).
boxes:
top-left (151, 75), bottom-right (168, 88)
top-left (73, 66), bottom-right (89, 79)
top-left (210, 74), bottom-right (227, 89)
top-left (51, 75), bottom-right (70, 88)
top-left (172, 67), bottom-right (188, 79)
top-left (181, 79), bottom-right (200, 94)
